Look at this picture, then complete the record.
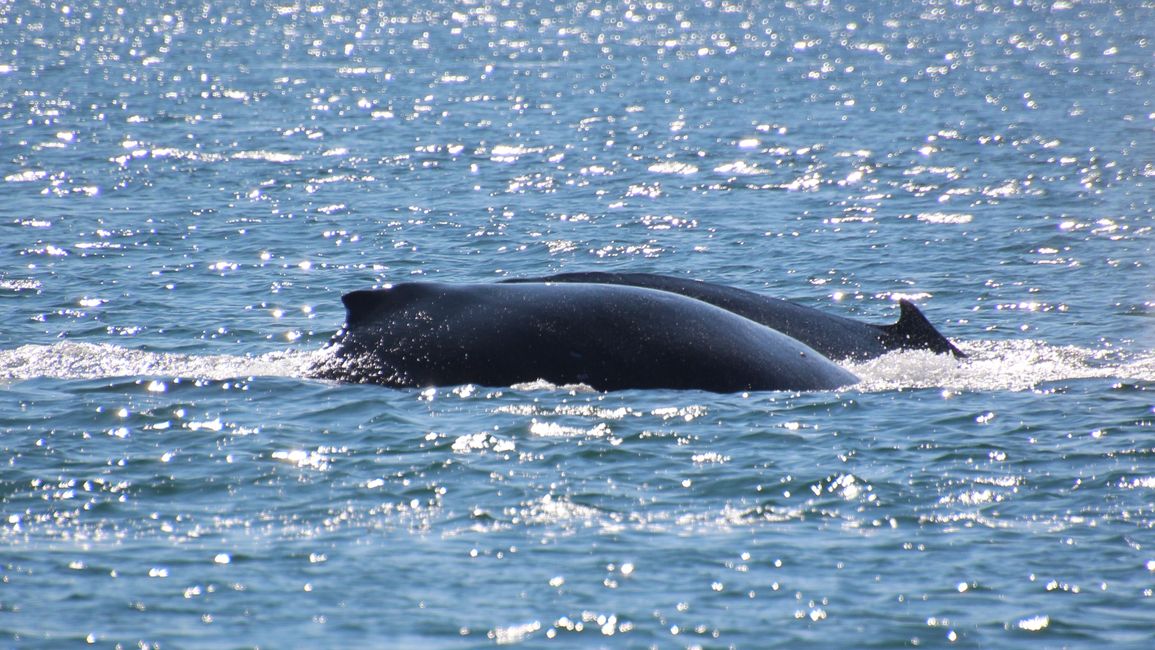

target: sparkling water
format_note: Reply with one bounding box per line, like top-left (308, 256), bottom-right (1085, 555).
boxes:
top-left (2, 0), bottom-right (1153, 647)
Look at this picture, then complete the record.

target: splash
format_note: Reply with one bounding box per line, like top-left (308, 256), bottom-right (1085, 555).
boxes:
top-left (2, 340), bottom-right (1150, 392)
top-left (848, 340), bottom-right (1155, 392)
top-left (0, 341), bottom-right (327, 383)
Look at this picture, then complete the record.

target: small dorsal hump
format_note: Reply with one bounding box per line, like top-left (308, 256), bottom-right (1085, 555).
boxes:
top-left (882, 299), bottom-right (966, 357)
top-left (341, 284), bottom-right (434, 328)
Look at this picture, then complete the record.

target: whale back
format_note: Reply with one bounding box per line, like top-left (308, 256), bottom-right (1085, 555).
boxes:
top-left (880, 299), bottom-right (966, 357)
top-left (504, 271), bottom-right (964, 360)
top-left (320, 281), bottom-right (859, 393)
top-left (341, 285), bottom-right (432, 330)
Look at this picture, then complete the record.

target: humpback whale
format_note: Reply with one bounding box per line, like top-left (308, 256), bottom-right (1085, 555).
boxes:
top-left (503, 272), bottom-right (964, 361)
top-left (314, 281), bottom-right (859, 393)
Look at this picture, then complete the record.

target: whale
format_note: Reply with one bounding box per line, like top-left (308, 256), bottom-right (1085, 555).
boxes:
top-left (502, 272), bottom-right (964, 361)
top-left (313, 281), bottom-right (859, 393)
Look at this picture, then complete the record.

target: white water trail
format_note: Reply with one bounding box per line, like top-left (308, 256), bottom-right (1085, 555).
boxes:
top-left (847, 340), bottom-right (1155, 393)
top-left (0, 341), bottom-right (329, 383)
top-left (1, 340), bottom-right (1151, 392)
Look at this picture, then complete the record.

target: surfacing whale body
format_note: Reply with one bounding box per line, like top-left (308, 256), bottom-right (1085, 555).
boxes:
top-left (314, 281), bottom-right (859, 393)
top-left (503, 272), bottom-right (964, 361)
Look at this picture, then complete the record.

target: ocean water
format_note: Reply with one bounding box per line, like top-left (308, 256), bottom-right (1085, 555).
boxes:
top-left (1, 0), bottom-right (1153, 646)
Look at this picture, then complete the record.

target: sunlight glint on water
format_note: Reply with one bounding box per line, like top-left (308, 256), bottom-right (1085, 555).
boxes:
top-left (1, 0), bottom-right (1152, 647)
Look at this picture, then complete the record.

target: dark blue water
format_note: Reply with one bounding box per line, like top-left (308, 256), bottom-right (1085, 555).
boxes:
top-left (2, 0), bottom-right (1153, 646)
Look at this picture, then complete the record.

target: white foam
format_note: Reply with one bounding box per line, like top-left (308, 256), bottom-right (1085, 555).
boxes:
top-left (847, 340), bottom-right (1155, 393)
top-left (0, 341), bottom-right (327, 383)
top-left (2, 340), bottom-right (1149, 393)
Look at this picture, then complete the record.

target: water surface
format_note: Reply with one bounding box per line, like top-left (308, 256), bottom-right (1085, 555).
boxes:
top-left (2, 0), bottom-right (1153, 647)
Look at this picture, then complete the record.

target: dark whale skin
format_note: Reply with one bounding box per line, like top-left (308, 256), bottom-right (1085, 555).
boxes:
top-left (504, 272), bottom-right (965, 361)
top-left (315, 281), bottom-right (859, 393)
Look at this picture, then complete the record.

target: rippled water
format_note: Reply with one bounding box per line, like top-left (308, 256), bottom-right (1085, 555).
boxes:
top-left (2, 0), bottom-right (1153, 647)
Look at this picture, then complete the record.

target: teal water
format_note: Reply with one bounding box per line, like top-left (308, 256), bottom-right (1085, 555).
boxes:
top-left (2, 0), bottom-right (1154, 647)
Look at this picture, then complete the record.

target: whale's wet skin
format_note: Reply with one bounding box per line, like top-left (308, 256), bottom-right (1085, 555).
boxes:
top-left (315, 281), bottom-right (860, 392)
top-left (503, 272), bottom-right (965, 361)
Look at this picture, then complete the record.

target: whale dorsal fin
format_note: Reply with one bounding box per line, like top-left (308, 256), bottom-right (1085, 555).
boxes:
top-left (340, 284), bottom-right (437, 329)
top-left (341, 289), bottom-right (387, 328)
top-left (880, 299), bottom-right (966, 358)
